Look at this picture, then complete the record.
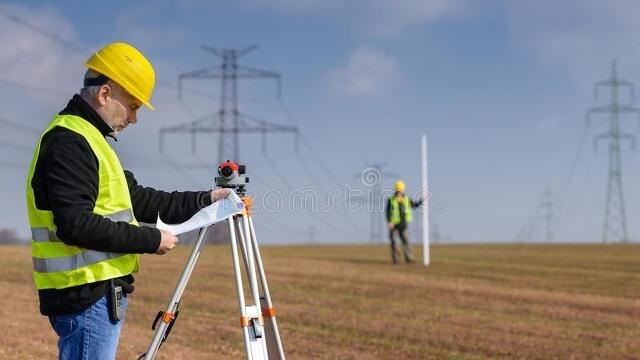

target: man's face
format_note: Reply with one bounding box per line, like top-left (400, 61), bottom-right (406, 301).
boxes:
top-left (98, 83), bottom-right (143, 133)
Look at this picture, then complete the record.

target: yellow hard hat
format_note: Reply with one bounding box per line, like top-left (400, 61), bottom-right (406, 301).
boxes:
top-left (394, 180), bottom-right (406, 192)
top-left (84, 42), bottom-right (156, 110)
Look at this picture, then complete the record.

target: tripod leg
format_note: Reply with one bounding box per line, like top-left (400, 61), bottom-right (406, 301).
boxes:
top-left (235, 216), bottom-right (251, 278)
top-left (228, 217), bottom-right (253, 359)
top-left (236, 216), bottom-right (263, 312)
top-left (248, 216), bottom-right (286, 360)
top-left (241, 214), bottom-right (263, 311)
top-left (240, 214), bottom-right (269, 357)
top-left (143, 226), bottom-right (209, 359)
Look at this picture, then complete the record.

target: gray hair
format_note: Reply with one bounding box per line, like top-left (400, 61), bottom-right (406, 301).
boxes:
top-left (81, 69), bottom-right (105, 98)
top-left (81, 69), bottom-right (125, 98)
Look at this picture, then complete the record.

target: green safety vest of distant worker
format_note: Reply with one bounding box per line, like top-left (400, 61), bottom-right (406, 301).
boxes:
top-left (26, 114), bottom-right (139, 290)
top-left (388, 195), bottom-right (413, 224)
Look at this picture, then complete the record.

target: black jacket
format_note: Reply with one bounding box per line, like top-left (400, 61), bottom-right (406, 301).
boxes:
top-left (32, 94), bottom-right (212, 316)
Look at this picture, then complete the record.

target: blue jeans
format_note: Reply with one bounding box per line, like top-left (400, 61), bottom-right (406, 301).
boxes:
top-left (48, 293), bottom-right (128, 360)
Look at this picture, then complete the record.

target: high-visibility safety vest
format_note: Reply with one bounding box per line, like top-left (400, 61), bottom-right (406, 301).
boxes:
top-left (389, 195), bottom-right (413, 225)
top-left (26, 114), bottom-right (139, 290)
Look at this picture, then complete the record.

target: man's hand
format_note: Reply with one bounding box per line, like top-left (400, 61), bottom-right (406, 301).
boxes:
top-left (388, 223), bottom-right (394, 230)
top-left (211, 188), bottom-right (231, 202)
top-left (156, 229), bottom-right (179, 255)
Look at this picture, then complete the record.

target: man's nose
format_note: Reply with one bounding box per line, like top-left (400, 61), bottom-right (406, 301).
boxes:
top-left (129, 111), bottom-right (138, 124)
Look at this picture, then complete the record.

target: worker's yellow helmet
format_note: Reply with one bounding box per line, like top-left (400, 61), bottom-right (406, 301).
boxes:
top-left (394, 180), bottom-right (406, 192)
top-left (84, 42), bottom-right (156, 110)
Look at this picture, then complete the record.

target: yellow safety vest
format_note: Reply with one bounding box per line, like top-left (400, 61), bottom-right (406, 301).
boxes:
top-left (389, 195), bottom-right (412, 225)
top-left (26, 114), bottom-right (139, 290)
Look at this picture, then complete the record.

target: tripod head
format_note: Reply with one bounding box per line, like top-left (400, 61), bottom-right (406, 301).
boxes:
top-left (215, 160), bottom-right (249, 196)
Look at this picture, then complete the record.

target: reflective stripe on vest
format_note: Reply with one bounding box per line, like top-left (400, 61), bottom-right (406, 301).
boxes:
top-left (389, 196), bottom-right (413, 224)
top-left (33, 250), bottom-right (125, 273)
top-left (30, 208), bottom-right (134, 242)
top-left (26, 114), bottom-right (140, 290)
top-left (31, 228), bottom-right (59, 242)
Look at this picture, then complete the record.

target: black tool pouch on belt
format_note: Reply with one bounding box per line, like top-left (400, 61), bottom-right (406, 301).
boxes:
top-left (108, 278), bottom-right (135, 322)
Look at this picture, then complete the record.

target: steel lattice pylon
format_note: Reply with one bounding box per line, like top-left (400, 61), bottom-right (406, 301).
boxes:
top-left (586, 60), bottom-right (640, 243)
top-left (160, 45), bottom-right (298, 163)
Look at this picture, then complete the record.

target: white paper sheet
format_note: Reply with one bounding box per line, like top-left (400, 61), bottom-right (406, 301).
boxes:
top-left (156, 191), bottom-right (245, 235)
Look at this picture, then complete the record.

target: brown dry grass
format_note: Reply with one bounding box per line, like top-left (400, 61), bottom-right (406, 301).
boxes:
top-left (1, 244), bottom-right (639, 359)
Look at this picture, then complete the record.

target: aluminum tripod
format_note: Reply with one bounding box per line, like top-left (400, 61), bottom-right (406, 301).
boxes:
top-left (142, 197), bottom-right (285, 359)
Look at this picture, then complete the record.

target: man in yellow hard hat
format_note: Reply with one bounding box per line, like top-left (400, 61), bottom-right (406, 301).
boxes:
top-left (25, 42), bottom-right (230, 359)
top-left (386, 180), bottom-right (423, 264)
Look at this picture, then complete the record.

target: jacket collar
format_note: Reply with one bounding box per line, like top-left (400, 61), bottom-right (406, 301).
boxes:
top-left (58, 94), bottom-right (117, 141)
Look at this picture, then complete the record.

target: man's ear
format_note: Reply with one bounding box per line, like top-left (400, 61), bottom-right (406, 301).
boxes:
top-left (96, 84), bottom-right (111, 106)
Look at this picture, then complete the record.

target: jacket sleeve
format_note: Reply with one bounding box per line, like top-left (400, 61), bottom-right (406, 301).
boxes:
top-left (385, 198), bottom-right (391, 222)
top-left (125, 170), bottom-right (212, 224)
top-left (43, 133), bottom-right (160, 254)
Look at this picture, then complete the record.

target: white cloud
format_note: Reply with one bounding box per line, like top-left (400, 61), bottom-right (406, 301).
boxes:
top-left (357, 0), bottom-right (469, 37)
top-left (506, 0), bottom-right (640, 91)
top-left (0, 4), bottom-right (89, 236)
top-left (114, 5), bottom-right (188, 49)
top-left (535, 114), bottom-right (564, 133)
top-left (0, 4), bottom-right (84, 92)
top-left (327, 46), bottom-right (404, 96)
top-left (245, 0), bottom-right (469, 37)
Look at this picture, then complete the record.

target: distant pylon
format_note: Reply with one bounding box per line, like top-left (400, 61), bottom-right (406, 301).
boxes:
top-left (538, 186), bottom-right (556, 243)
top-left (586, 60), bottom-right (640, 243)
top-left (159, 45), bottom-right (298, 163)
top-left (356, 163), bottom-right (398, 244)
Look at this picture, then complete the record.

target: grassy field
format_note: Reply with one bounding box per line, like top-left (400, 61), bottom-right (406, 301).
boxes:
top-left (1, 243), bottom-right (639, 359)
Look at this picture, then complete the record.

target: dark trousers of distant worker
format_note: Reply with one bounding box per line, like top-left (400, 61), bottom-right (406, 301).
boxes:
top-left (389, 225), bottom-right (413, 264)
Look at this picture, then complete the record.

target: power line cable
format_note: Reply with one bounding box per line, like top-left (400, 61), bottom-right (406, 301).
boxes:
top-left (0, 77), bottom-right (69, 95)
top-left (161, 155), bottom-right (204, 189)
top-left (278, 98), bottom-right (369, 234)
top-left (0, 6), bottom-right (85, 54)
top-left (260, 153), bottom-right (357, 236)
top-left (278, 98), bottom-right (345, 187)
top-left (563, 154), bottom-right (597, 223)
top-left (0, 8), bottom-right (343, 241)
top-left (157, 80), bottom-right (217, 100)
top-left (0, 116), bottom-right (41, 134)
top-left (295, 153), bottom-right (367, 233)
top-left (278, 98), bottom-right (370, 235)
top-left (262, 154), bottom-right (296, 190)
top-left (561, 124), bottom-right (590, 194)
top-left (0, 162), bottom-right (25, 168)
top-left (238, 166), bottom-right (307, 235)
top-left (0, 8), bottom-right (219, 100)
top-left (0, 141), bottom-right (33, 154)
top-left (616, 41), bottom-right (640, 77)
top-left (556, 123), bottom-right (590, 224)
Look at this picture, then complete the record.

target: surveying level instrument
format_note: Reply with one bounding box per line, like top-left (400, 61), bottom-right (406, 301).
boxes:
top-left (216, 160), bottom-right (250, 194)
top-left (140, 161), bottom-right (285, 360)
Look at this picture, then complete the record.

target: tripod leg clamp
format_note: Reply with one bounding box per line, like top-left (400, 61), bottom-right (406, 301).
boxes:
top-left (240, 315), bottom-right (264, 327)
top-left (152, 310), bottom-right (181, 342)
top-left (240, 316), bottom-right (264, 338)
top-left (261, 307), bottom-right (276, 318)
top-left (162, 311), bottom-right (177, 324)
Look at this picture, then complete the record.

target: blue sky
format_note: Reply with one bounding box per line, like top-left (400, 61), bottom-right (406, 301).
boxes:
top-left (2, 0), bottom-right (640, 244)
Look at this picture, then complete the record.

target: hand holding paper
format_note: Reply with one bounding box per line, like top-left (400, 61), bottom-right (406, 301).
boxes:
top-left (157, 190), bottom-right (245, 235)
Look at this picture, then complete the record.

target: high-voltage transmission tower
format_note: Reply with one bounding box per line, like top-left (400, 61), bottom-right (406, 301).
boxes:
top-left (356, 163), bottom-right (398, 244)
top-left (159, 45), bottom-right (298, 163)
top-left (515, 215), bottom-right (537, 243)
top-left (537, 186), bottom-right (555, 243)
top-left (586, 60), bottom-right (640, 243)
